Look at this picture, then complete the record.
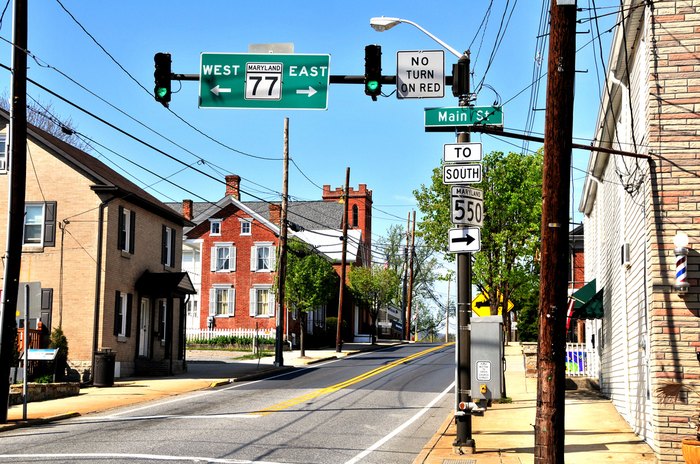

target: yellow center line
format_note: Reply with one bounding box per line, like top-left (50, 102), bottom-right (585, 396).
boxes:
top-left (255, 343), bottom-right (453, 416)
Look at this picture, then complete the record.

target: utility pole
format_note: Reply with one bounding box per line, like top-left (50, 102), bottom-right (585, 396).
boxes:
top-left (446, 275), bottom-right (451, 343)
top-left (0, 0), bottom-right (27, 424)
top-left (401, 213), bottom-right (410, 340)
top-left (335, 167), bottom-right (350, 353)
top-left (405, 210), bottom-right (416, 340)
top-left (274, 118), bottom-right (289, 367)
top-left (535, 1), bottom-right (577, 462)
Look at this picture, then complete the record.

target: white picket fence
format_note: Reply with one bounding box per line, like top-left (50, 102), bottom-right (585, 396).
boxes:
top-left (565, 342), bottom-right (600, 378)
top-left (186, 327), bottom-right (275, 343)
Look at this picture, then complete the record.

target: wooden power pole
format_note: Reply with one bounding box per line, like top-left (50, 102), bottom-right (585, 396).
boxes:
top-left (274, 118), bottom-right (289, 367)
top-left (535, 1), bottom-right (577, 462)
top-left (335, 167), bottom-right (350, 352)
top-left (405, 210), bottom-right (416, 340)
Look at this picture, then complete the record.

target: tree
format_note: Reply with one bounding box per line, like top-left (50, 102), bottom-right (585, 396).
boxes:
top-left (347, 265), bottom-right (400, 344)
top-left (284, 239), bottom-right (338, 357)
top-left (414, 150), bottom-right (543, 336)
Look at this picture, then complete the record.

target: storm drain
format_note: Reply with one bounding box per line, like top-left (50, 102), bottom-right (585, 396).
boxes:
top-left (442, 460), bottom-right (477, 464)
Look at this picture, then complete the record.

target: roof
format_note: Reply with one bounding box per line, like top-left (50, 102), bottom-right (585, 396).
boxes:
top-left (293, 229), bottom-right (362, 263)
top-left (0, 110), bottom-right (189, 226)
top-left (135, 271), bottom-right (196, 298)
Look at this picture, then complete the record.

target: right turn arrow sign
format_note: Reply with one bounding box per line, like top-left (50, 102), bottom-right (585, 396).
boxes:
top-left (448, 227), bottom-right (481, 253)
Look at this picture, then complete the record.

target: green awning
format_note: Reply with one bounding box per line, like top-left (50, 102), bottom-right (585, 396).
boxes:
top-left (570, 279), bottom-right (604, 319)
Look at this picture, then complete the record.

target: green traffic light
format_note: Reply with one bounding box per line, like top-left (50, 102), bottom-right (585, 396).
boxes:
top-left (366, 80), bottom-right (379, 92)
top-left (156, 87), bottom-right (168, 98)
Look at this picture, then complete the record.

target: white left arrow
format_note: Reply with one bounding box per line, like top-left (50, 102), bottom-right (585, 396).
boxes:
top-left (211, 85), bottom-right (232, 96)
top-left (296, 86), bottom-right (317, 97)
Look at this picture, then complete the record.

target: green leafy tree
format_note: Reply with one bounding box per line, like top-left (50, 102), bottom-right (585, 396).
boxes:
top-left (347, 265), bottom-right (401, 344)
top-left (285, 239), bottom-right (338, 356)
top-left (414, 150), bottom-right (543, 335)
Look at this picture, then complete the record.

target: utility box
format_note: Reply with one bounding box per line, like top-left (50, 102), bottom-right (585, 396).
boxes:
top-left (471, 316), bottom-right (504, 405)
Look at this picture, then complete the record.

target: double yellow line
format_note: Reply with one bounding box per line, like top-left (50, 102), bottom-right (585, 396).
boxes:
top-left (256, 343), bottom-right (453, 416)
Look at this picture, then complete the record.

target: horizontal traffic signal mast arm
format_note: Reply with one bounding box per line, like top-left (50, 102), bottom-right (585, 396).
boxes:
top-left (169, 74), bottom-right (456, 85)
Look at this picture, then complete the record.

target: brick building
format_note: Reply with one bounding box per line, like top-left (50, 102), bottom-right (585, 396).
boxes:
top-left (0, 111), bottom-right (194, 380)
top-left (579, 1), bottom-right (700, 460)
top-left (169, 175), bottom-right (374, 343)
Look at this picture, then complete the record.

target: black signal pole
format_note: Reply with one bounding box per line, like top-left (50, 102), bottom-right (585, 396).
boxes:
top-left (0, 0), bottom-right (28, 423)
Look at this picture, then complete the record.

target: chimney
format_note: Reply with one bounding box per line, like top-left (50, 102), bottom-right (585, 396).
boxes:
top-left (182, 199), bottom-right (193, 220)
top-left (225, 174), bottom-right (241, 200)
top-left (269, 203), bottom-right (282, 225)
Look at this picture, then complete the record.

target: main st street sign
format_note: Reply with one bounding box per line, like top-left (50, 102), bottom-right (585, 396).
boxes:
top-left (199, 53), bottom-right (330, 110)
top-left (424, 105), bottom-right (504, 131)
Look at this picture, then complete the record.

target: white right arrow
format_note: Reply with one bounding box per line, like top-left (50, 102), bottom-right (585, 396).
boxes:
top-left (211, 85), bottom-right (232, 96)
top-left (296, 86), bottom-right (317, 97)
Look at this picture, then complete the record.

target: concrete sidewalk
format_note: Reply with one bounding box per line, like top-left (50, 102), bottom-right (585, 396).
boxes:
top-left (413, 344), bottom-right (656, 464)
top-left (2, 342), bottom-right (381, 431)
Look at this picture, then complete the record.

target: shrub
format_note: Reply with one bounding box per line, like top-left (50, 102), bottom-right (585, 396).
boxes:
top-left (49, 327), bottom-right (69, 381)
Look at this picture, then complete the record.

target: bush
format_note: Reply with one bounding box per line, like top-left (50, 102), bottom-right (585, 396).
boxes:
top-left (49, 327), bottom-right (69, 381)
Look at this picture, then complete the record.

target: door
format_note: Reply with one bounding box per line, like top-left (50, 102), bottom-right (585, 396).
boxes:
top-left (139, 298), bottom-right (150, 357)
top-left (186, 297), bottom-right (199, 330)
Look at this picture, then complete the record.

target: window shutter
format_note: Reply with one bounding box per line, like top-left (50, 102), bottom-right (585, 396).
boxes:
top-left (249, 289), bottom-right (256, 316)
top-left (126, 293), bottom-right (133, 337)
top-left (170, 228), bottom-right (177, 267)
top-left (231, 246), bottom-right (237, 272)
top-left (161, 225), bottom-right (167, 264)
top-left (43, 202), bottom-right (57, 247)
top-left (129, 210), bottom-right (136, 254)
top-left (117, 206), bottom-right (124, 250)
top-left (268, 291), bottom-right (276, 317)
top-left (210, 247), bottom-right (217, 272)
top-left (270, 247), bottom-right (277, 271)
top-left (209, 288), bottom-right (216, 316)
top-left (228, 288), bottom-right (235, 316)
top-left (158, 302), bottom-right (165, 340)
top-left (114, 291), bottom-right (121, 336)
top-left (250, 246), bottom-right (257, 271)
top-left (40, 288), bottom-right (53, 331)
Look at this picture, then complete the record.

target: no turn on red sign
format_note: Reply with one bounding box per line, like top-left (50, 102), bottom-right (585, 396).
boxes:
top-left (396, 50), bottom-right (444, 99)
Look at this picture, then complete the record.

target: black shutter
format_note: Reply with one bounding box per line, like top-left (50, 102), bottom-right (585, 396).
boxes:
top-left (114, 291), bottom-right (121, 336)
top-left (170, 228), bottom-right (176, 267)
top-left (157, 301), bottom-right (165, 340)
top-left (129, 210), bottom-right (136, 254)
top-left (161, 225), bottom-right (167, 264)
top-left (117, 206), bottom-right (124, 250)
top-left (43, 202), bottom-right (57, 247)
top-left (40, 288), bottom-right (53, 331)
top-left (125, 293), bottom-right (133, 337)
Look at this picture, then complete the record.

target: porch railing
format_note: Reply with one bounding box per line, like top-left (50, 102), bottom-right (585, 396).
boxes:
top-left (565, 342), bottom-right (600, 378)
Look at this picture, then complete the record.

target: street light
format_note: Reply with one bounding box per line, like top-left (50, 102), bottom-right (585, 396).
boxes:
top-left (369, 17), bottom-right (463, 59)
top-left (370, 15), bottom-right (475, 453)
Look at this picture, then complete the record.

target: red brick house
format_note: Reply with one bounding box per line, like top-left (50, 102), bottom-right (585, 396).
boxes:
top-left (168, 175), bottom-right (373, 342)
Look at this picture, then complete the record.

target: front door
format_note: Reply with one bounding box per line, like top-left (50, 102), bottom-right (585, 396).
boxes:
top-left (139, 298), bottom-right (150, 357)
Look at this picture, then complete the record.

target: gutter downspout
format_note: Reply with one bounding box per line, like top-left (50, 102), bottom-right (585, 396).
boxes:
top-left (91, 195), bottom-right (116, 381)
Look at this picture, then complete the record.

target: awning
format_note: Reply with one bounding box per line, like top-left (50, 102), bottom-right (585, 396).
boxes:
top-left (135, 271), bottom-right (197, 298)
top-left (569, 279), bottom-right (604, 320)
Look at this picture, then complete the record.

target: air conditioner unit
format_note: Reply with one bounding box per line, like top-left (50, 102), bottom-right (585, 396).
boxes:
top-left (621, 243), bottom-right (631, 268)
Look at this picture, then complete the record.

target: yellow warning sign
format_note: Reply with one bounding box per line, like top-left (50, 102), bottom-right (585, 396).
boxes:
top-left (471, 292), bottom-right (514, 317)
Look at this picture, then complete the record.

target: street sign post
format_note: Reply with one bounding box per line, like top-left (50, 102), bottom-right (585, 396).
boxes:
top-left (396, 50), bottom-right (444, 99)
top-left (448, 227), bottom-right (481, 253)
top-left (451, 186), bottom-right (484, 227)
top-left (425, 106), bottom-right (503, 132)
top-left (444, 142), bottom-right (482, 163)
top-left (443, 164), bottom-right (482, 184)
top-left (199, 53), bottom-right (330, 110)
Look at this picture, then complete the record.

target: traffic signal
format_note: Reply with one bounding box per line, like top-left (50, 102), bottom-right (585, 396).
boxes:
top-left (364, 44), bottom-right (382, 101)
top-left (452, 54), bottom-right (469, 98)
top-left (154, 52), bottom-right (172, 107)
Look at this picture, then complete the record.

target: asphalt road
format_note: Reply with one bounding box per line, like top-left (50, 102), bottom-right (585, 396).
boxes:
top-left (0, 343), bottom-right (455, 464)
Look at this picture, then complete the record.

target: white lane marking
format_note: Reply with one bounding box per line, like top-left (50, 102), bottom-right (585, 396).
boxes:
top-left (0, 453), bottom-right (284, 463)
top-left (343, 381), bottom-right (455, 464)
top-left (77, 413), bottom-right (261, 422)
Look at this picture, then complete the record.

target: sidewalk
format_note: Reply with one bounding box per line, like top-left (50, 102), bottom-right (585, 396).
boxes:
top-left (413, 343), bottom-right (657, 464)
top-left (2, 342), bottom-right (382, 431)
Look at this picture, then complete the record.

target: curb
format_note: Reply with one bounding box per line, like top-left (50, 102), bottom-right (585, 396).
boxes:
top-left (0, 412), bottom-right (81, 432)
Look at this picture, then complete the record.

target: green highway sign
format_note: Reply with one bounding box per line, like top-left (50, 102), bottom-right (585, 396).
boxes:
top-left (199, 53), bottom-right (330, 110)
top-left (424, 106), bottom-right (503, 132)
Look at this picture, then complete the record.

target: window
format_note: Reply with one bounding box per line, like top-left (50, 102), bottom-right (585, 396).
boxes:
top-left (161, 225), bottom-right (176, 267)
top-left (249, 286), bottom-right (275, 317)
top-left (251, 242), bottom-right (274, 272)
top-left (158, 299), bottom-right (167, 342)
top-left (23, 202), bottom-right (57, 247)
top-left (352, 204), bottom-right (359, 227)
top-left (118, 206), bottom-right (135, 253)
top-left (113, 291), bottom-right (132, 338)
top-left (211, 243), bottom-right (236, 272)
top-left (240, 220), bottom-right (251, 235)
top-left (210, 286), bottom-right (235, 316)
top-left (0, 134), bottom-right (6, 171)
top-left (210, 219), bottom-right (222, 236)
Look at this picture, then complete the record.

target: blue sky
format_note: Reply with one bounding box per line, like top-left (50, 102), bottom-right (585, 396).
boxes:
top-left (0, 1), bottom-right (619, 295)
